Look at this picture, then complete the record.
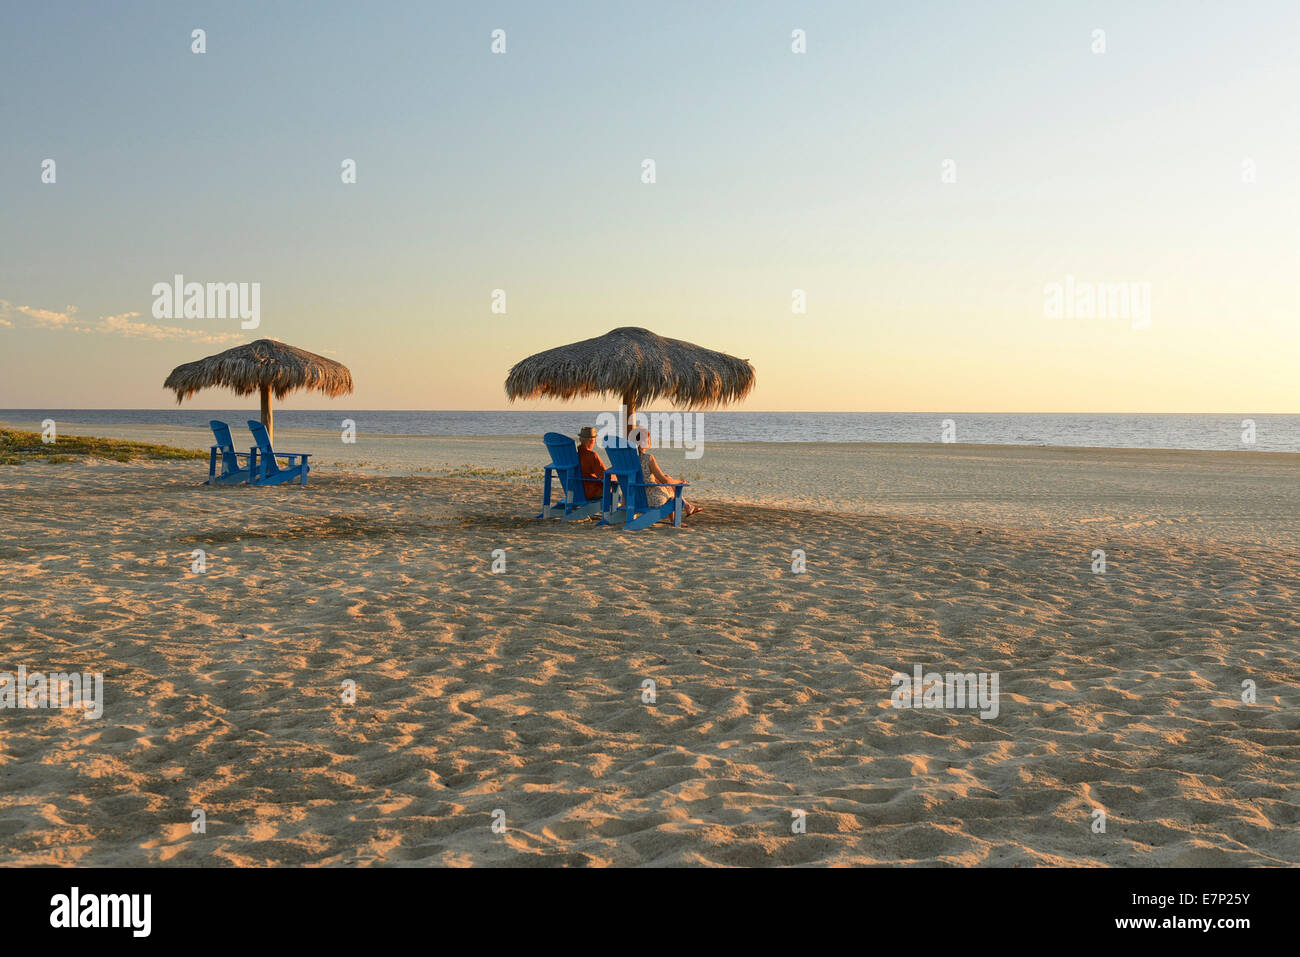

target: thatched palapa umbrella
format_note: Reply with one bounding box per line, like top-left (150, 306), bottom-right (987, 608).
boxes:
top-left (163, 339), bottom-right (353, 444)
top-left (505, 327), bottom-right (755, 434)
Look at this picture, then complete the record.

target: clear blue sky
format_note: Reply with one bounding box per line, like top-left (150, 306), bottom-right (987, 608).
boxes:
top-left (3, 1), bottom-right (1298, 411)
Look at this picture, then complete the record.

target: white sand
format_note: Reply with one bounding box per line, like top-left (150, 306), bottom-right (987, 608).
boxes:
top-left (0, 430), bottom-right (1297, 865)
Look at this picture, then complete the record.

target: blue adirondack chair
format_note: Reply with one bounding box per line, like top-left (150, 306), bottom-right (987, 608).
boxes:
top-left (246, 420), bottom-right (311, 486)
top-left (206, 420), bottom-right (254, 485)
top-left (538, 432), bottom-right (604, 519)
top-left (598, 437), bottom-right (687, 530)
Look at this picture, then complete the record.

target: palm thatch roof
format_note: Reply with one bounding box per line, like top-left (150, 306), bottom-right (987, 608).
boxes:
top-left (504, 327), bottom-right (755, 409)
top-left (163, 339), bottom-right (353, 403)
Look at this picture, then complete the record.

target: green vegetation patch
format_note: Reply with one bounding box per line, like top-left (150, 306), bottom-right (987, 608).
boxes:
top-left (436, 465), bottom-right (534, 479)
top-left (0, 428), bottom-right (207, 465)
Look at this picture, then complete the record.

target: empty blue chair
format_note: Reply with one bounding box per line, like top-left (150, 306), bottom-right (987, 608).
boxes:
top-left (206, 420), bottom-right (254, 485)
top-left (599, 437), bottom-right (686, 530)
top-left (538, 432), bottom-right (603, 520)
top-left (246, 420), bottom-right (311, 486)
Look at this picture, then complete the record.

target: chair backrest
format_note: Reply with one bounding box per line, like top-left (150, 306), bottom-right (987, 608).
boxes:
top-left (543, 432), bottom-right (585, 499)
top-left (209, 420), bottom-right (240, 472)
top-left (602, 437), bottom-right (651, 511)
top-left (543, 432), bottom-right (580, 468)
top-left (246, 420), bottom-right (278, 473)
top-left (602, 437), bottom-right (636, 469)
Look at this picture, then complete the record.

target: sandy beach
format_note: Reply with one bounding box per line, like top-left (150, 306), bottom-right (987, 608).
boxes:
top-left (1, 430), bottom-right (1297, 866)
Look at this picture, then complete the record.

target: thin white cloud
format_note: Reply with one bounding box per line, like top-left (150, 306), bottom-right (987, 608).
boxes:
top-left (0, 300), bottom-right (79, 327)
top-left (0, 299), bottom-right (244, 345)
top-left (97, 311), bottom-right (244, 344)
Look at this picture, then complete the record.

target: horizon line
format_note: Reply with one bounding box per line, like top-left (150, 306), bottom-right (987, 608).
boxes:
top-left (1, 408), bottom-right (1295, 417)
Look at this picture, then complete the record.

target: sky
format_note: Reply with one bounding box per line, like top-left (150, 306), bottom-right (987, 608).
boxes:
top-left (2, 1), bottom-right (1298, 413)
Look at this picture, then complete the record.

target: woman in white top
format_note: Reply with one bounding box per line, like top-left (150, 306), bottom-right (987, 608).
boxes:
top-left (635, 431), bottom-right (701, 520)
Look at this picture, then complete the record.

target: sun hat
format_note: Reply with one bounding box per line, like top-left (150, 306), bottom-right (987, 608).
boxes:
top-left (577, 425), bottom-right (598, 440)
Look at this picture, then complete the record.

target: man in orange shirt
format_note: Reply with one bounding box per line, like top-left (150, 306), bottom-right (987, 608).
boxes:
top-left (576, 425), bottom-right (606, 500)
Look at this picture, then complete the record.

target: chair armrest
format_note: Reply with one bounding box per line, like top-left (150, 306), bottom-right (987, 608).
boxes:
top-left (212, 446), bottom-right (252, 462)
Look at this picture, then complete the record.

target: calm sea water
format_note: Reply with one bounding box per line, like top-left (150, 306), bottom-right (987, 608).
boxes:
top-left (3, 410), bottom-right (1296, 453)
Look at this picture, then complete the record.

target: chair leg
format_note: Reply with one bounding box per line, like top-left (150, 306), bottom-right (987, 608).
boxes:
top-left (597, 478), bottom-right (612, 525)
top-left (538, 471), bottom-right (553, 519)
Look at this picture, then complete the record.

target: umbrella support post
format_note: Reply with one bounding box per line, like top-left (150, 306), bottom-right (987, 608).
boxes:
top-left (622, 393), bottom-right (637, 440)
top-left (260, 385), bottom-right (273, 445)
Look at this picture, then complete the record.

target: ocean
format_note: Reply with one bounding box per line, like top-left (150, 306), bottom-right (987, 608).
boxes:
top-left (2, 410), bottom-right (1296, 453)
